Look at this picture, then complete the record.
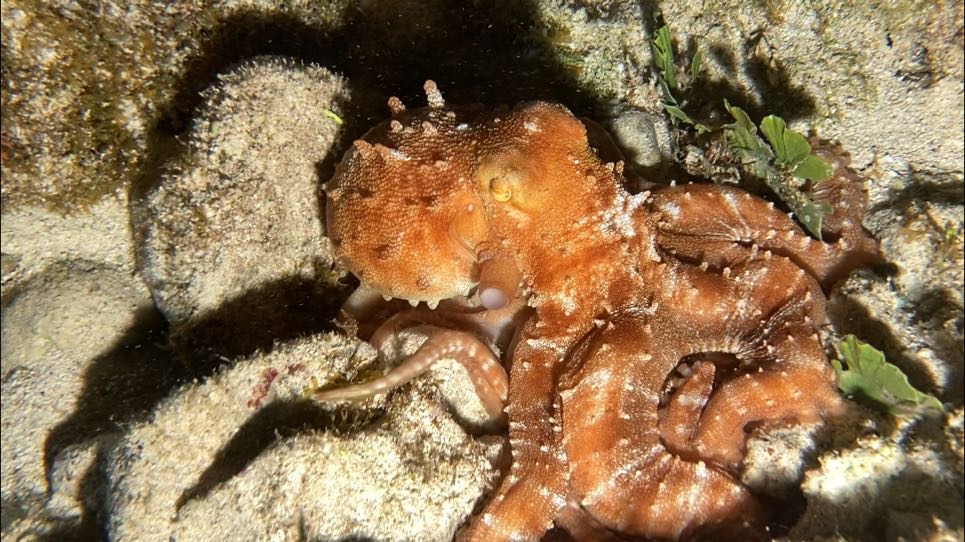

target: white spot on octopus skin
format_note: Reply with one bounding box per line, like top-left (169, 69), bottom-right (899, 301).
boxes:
top-left (661, 201), bottom-right (681, 219)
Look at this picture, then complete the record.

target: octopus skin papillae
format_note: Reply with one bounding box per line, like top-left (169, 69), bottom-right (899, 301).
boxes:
top-left (318, 81), bottom-right (879, 541)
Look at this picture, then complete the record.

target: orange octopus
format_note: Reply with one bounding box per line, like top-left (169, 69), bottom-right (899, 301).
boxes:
top-left (319, 81), bottom-right (878, 541)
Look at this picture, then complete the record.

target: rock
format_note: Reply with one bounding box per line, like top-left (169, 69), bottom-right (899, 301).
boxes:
top-left (655, 1), bottom-right (963, 172)
top-left (829, 159), bottom-right (964, 402)
top-left (531, 2), bottom-right (653, 104)
top-left (0, 194), bottom-right (134, 299)
top-left (105, 332), bottom-right (500, 541)
top-left (809, 156), bottom-right (963, 542)
top-left (137, 56), bottom-right (350, 358)
top-left (1, 260), bottom-right (163, 537)
top-left (791, 414), bottom-right (965, 541)
top-left (604, 107), bottom-right (668, 169)
top-left (45, 436), bottom-right (113, 528)
top-left (1, 0), bottom-right (204, 210)
top-left (741, 423), bottom-right (822, 500)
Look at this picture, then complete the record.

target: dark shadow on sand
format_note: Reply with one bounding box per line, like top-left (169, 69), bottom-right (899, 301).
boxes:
top-left (174, 399), bottom-right (384, 513)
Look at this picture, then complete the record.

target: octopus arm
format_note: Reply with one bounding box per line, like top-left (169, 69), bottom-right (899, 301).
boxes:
top-left (655, 258), bottom-right (844, 468)
top-left (652, 183), bottom-right (877, 288)
top-left (459, 318), bottom-right (570, 541)
top-left (554, 497), bottom-right (624, 542)
top-left (658, 361), bottom-right (716, 456)
top-left (693, 345), bottom-right (841, 467)
top-left (558, 314), bottom-right (764, 540)
top-left (314, 328), bottom-right (508, 419)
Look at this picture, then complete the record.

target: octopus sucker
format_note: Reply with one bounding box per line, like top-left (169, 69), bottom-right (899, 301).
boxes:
top-left (320, 81), bottom-right (878, 541)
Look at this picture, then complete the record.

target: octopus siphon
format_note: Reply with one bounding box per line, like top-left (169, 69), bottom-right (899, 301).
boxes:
top-left (318, 81), bottom-right (878, 541)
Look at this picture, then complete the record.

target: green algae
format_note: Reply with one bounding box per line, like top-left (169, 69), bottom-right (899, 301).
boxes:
top-left (0, 0), bottom-right (351, 214)
top-left (833, 334), bottom-right (944, 416)
top-left (1, 1), bottom-right (198, 211)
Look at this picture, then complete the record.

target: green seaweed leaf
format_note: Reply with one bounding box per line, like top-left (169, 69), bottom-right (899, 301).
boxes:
top-left (689, 48), bottom-right (703, 84)
top-left (664, 104), bottom-right (711, 134)
top-left (694, 123), bottom-right (712, 135)
top-left (943, 221), bottom-right (961, 245)
top-left (759, 115), bottom-right (810, 166)
top-left (797, 201), bottom-right (833, 240)
top-left (724, 101), bottom-right (768, 155)
top-left (652, 19), bottom-right (706, 129)
top-left (723, 104), bottom-right (835, 239)
top-left (664, 104), bottom-right (692, 124)
top-left (322, 108), bottom-right (344, 125)
top-left (653, 25), bottom-right (678, 95)
top-left (793, 154), bottom-right (833, 181)
top-left (756, 114), bottom-right (833, 183)
top-left (759, 115), bottom-right (789, 163)
top-left (832, 335), bottom-right (944, 415)
top-left (724, 100), bottom-right (754, 134)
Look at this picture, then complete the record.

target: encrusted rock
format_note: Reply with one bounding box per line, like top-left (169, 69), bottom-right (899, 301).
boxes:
top-left (137, 57), bottom-right (350, 357)
top-left (105, 332), bottom-right (500, 541)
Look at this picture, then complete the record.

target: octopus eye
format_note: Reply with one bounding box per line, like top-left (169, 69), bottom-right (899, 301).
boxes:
top-left (477, 156), bottom-right (528, 207)
top-left (484, 168), bottom-right (526, 205)
top-left (488, 175), bottom-right (513, 202)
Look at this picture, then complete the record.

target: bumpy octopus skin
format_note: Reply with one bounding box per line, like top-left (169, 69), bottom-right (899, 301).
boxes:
top-left (321, 82), bottom-right (878, 541)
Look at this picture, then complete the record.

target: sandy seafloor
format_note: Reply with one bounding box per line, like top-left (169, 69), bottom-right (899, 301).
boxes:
top-left (1, 1), bottom-right (963, 541)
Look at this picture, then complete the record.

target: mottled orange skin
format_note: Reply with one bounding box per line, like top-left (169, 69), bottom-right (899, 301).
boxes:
top-left (324, 82), bottom-right (877, 541)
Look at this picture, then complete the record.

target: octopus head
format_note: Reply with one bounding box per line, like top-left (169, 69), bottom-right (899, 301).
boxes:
top-left (324, 97), bottom-right (490, 305)
top-left (325, 161), bottom-right (490, 304)
top-left (324, 84), bottom-right (599, 309)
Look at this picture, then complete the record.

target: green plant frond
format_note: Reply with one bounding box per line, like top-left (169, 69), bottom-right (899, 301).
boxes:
top-left (689, 48), bottom-right (702, 84)
top-left (664, 104), bottom-right (710, 134)
top-left (723, 103), bottom-right (833, 239)
top-left (757, 114), bottom-right (833, 183)
top-left (723, 101), bottom-right (767, 155)
top-left (322, 108), bottom-right (344, 125)
top-left (832, 335), bottom-right (944, 416)
top-left (793, 154), bottom-right (833, 181)
top-left (652, 24), bottom-right (678, 94)
top-left (797, 201), bottom-right (833, 241)
top-left (664, 104), bottom-right (693, 124)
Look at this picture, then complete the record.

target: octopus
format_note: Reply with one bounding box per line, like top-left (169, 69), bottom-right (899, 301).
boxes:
top-left (318, 81), bottom-right (878, 541)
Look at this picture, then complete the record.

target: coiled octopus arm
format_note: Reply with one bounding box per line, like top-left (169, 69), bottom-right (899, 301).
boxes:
top-left (557, 260), bottom-right (841, 539)
top-left (556, 158), bottom-right (874, 539)
top-left (560, 312), bottom-right (766, 540)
